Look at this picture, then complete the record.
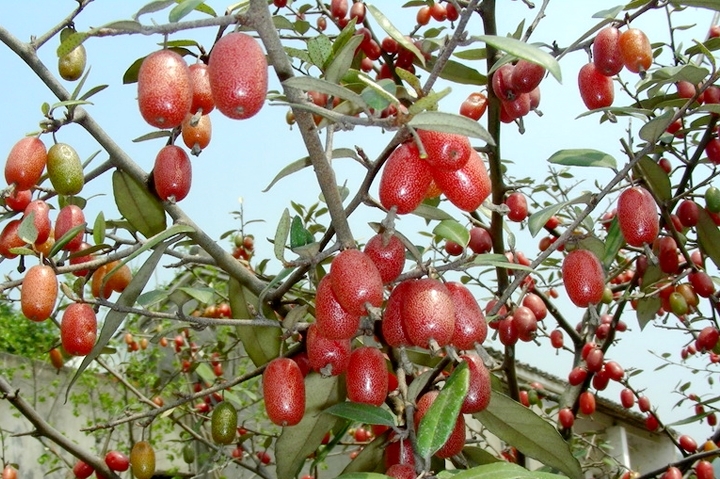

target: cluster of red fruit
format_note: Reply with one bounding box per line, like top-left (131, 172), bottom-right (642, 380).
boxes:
top-left (579, 26), bottom-right (652, 109)
top-left (492, 60), bottom-right (544, 123)
top-left (73, 442), bottom-right (154, 479)
top-left (136, 32), bottom-right (268, 202)
top-left (379, 130), bottom-right (491, 214)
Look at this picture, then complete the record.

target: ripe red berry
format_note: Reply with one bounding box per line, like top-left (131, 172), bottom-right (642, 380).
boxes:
top-left (578, 62), bottom-right (614, 109)
top-left (432, 149), bottom-right (491, 212)
top-left (306, 324), bottom-right (351, 375)
top-left (416, 6), bottom-right (431, 26)
top-left (678, 434), bottom-right (698, 453)
top-left (181, 113), bottom-right (212, 150)
top-left (579, 391), bottom-right (596, 415)
top-left (513, 306), bottom-right (537, 342)
top-left (153, 145), bottom-right (192, 202)
top-left (346, 347), bottom-right (388, 406)
top-left (417, 129), bottom-right (472, 171)
top-left (382, 281), bottom-right (412, 347)
top-left (568, 366), bottom-right (587, 386)
top-left (511, 59), bottom-right (545, 93)
top-left (604, 360), bottom-right (624, 381)
top-left (558, 407), bottom-right (574, 428)
top-left (73, 460), bottom-right (94, 479)
top-left (21, 264), bottom-right (58, 322)
top-left (505, 192), bottom-right (528, 222)
top-left (402, 278), bottom-right (455, 348)
top-left (188, 63), bottom-right (214, 114)
top-left (492, 64), bottom-right (516, 101)
top-left (697, 326), bottom-right (720, 352)
top-left (662, 467), bottom-right (682, 479)
top-left (263, 357), bottom-right (305, 426)
top-left (619, 28), bottom-right (652, 74)
top-left (593, 26), bottom-right (623, 76)
top-left (695, 460), bottom-right (715, 479)
top-left (379, 141), bottom-right (432, 214)
top-left (645, 414), bottom-right (659, 431)
top-left (460, 92), bottom-right (488, 120)
top-left (363, 233), bottom-right (405, 283)
top-left (585, 347), bottom-right (604, 373)
top-left (522, 293), bottom-right (547, 321)
top-left (468, 226), bottom-right (492, 254)
top-left (620, 388), bottom-right (635, 408)
top-left (330, 0), bottom-right (348, 18)
top-left (54, 204), bottom-right (85, 251)
top-left (562, 249), bottom-right (605, 308)
top-left (550, 329), bottom-right (564, 349)
top-left (429, 2), bottom-right (447, 21)
top-left (5, 188), bottom-right (32, 212)
top-left (5, 137), bottom-right (47, 191)
top-left (330, 249), bottom-right (383, 316)
top-left (461, 353), bottom-right (491, 413)
top-left (617, 186), bottom-right (659, 247)
top-left (447, 282), bottom-right (487, 349)
top-left (314, 274), bottom-right (360, 339)
top-left (638, 395), bottom-right (651, 412)
top-left (386, 464), bottom-right (415, 479)
top-left (706, 139), bottom-right (720, 164)
top-left (137, 49), bottom-right (192, 129)
top-left (208, 33), bottom-right (268, 120)
top-left (677, 199), bottom-right (700, 227)
top-left (105, 451), bottom-right (130, 472)
top-left (61, 303), bottom-right (97, 356)
top-left (689, 271), bottom-right (715, 298)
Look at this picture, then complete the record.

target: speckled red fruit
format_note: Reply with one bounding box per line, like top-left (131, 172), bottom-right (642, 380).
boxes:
top-left (593, 27), bottom-right (623, 76)
top-left (24, 199), bottom-right (51, 245)
top-left (578, 63), bottom-right (614, 109)
top-left (330, 249), bottom-right (383, 316)
top-left (513, 306), bottom-right (538, 342)
top-left (153, 145), bottom-right (191, 202)
top-left (263, 357), bottom-right (305, 426)
top-left (677, 199), bottom-right (699, 227)
top-left (382, 281), bottom-right (412, 347)
top-left (432, 149), bottom-right (491, 212)
top-left (384, 435), bottom-right (415, 469)
top-left (54, 204), bottom-right (85, 251)
top-left (21, 264), bottom-right (58, 321)
top-left (330, 0), bottom-right (349, 18)
top-left (188, 63), bottom-right (214, 114)
top-left (447, 282), bottom-right (487, 349)
top-left (511, 59), bottom-right (545, 93)
top-left (181, 113), bottom-right (212, 150)
top-left (468, 226), bottom-right (492, 254)
top-left (363, 233), bottom-right (405, 283)
top-left (137, 49), bottom-right (192, 129)
top-left (562, 249), bottom-right (605, 307)
top-left (73, 460), bottom-right (94, 479)
top-left (617, 186), bottom-right (658, 247)
top-left (0, 219), bottom-right (24, 258)
top-left (346, 347), bottom-right (388, 406)
top-left (417, 129), bottom-right (472, 170)
top-left (689, 271), bottom-right (715, 298)
top-left (492, 63), bottom-right (515, 101)
top-left (460, 92), bottom-right (488, 120)
top-left (61, 302), bottom-right (97, 356)
top-left (415, 390), bottom-right (465, 458)
top-left (386, 464), bottom-right (415, 479)
top-left (306, 324), bottom-right (351, 376)
top-left (619, 28), bottom-right (652, 74)
top-left (208, 33), bottom-right (268, 120)
top-left (379, 141), bottom-right (432, 214)
top-left (5, 188), bottom-right (32, 212)
top-left (522, 293), bottom-right (547, 320)
top-left (105, 451), bottom-right (130, 472)
top-left (5, 137), bottom-right (47, 190)
top-left (558, 407), bottom-right (574, 428)
top-left (656, 236), bottom-right (679, 274)
top-left (505, 192), bottom-right (528, 222)
top-left (314, 274), bottom-right (360, 340)
top-left (461, 353), bottom-right (491, 413)
top-left (402, 278), bottom-right (455, 348)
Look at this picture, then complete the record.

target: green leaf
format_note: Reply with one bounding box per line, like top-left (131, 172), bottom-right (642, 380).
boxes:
top-left (408, 87), bottom-right (451, 116)
top-left (263, 148), bottom-right (358, 192)
top-left (112, 169), bottom-right (166, 238)
top-left (48, 223), bottom-right (87, 258)
top-left (473, 392), bottom-right (582, 479)
top-left (527, 193), bottom-right (592, 237)
top-left (274, 208), bottom-right (290, 262)
top-left (133, 130), bottom-right (173, 143)
top-left (453, 48), bottom-right (487, 61)
top-left (633, 156), bottom-right (671, 202)
top-left (290, 215), bottom-right (311, 249)
top-left (637, 264), bottom-right (665, 330)
top-left (672, 0), bottom-right (720, 11)
top-left (685, 37), bottom-right (720, 56)
top-left (448, 462), bottom-right (571, 479)
top-left (367, 4), bottom-right (425, 66)
top-left (66, 241), bottom-right (168, 400)
top-left (409, 111), bottom-right (495, 145)
top-left (433, 219), bottom-right (471, 247)
top-left (419, 57), bottom-right (487, 86)
top-left (137, 289), bottom-right (168, 307)
top-left (476, 35), bottom-right (561, 83)
top-left (133, 0), bottom-right (176, 21)
top-left (417, 362), bottom-right (469, 459)
top-left (93, 211), bottom-right (106, 246)
top-left (122, 56), bottom-right (146, 84)
top-left (412, 203), bottom-right (454, 221)
top-left (547, 149), bottom-right (617, 169)
top-left (168, 0), bottom-right (206, 22)
top-left (307, 34), bottom-right (334, 69)
top-left (276, 373), bottom-right (346, 479)
top-left (473, 254), bottom-right (534, 272)
top-left (56, 31), bottom-right (89, 58)
top-left (592, 5), bottom-right (624, 18)
top-left (284, 76), bottom-right (368, 110)
top-left (463, 446), bottom-right (502, 467)
top-left (697, 208), bottom-right (720, 270)
top-left (178, 286), bottom-right (216, 304)
top-left (228, 279), bottom-right (281, 367)
top-left (395, 67), bottom-right (423, 95)
top-left (324, 402), bottom-right (396, 427)
top-left (602, 217), bottom-right (625, 269)
top-left (325, 35), bottom-right (364, 84)
top-left (339, 434), bottom-right (387, 475)
top-left (78, 84), bottom-right (108, 102)
top-left (195, 362), bottom-right (215, 385)
top-left (639, 110), bottom-right (674, 144)
top-left (17, 212), bottom-right (38, 244)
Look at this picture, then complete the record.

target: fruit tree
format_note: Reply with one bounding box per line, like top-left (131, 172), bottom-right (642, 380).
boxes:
top-left (1, 1), bottom-right (720, 478)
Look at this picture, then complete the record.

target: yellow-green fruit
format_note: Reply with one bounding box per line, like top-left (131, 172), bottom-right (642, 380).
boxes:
top-left (58, 29), bottom-right (86, 82)
top-left (706, 186), bottom-right (720, 213)
top-left (47, 143), bottom-right (84, 195)
top-left (211, 401), bottom-right (237, 445)
top-left (130, 441), bottom-right (155, 479)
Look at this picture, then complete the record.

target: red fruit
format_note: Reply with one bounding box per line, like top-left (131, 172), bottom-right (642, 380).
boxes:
top-left (645, 414), bottom-right (659, 431)
top-left (137, 49), bottom-right (192, 128)
top-left (558, 407), bottom-right (574, 428)
top-left (550, 329), bottom-right (564, 349)
top-left (263, 357), bottom-right (305, 426)
top-left (105, 451), bottom-right (130, 472)
top-left (706, 85), bottom-right (720, 104)
top-left (188, 63), bottom-right (214, 114)
top-left (256, 451), bottom-right (271, 465)
top-left (346, 347), bottom-right (388, 406)
top-left (468, 226), bottom-right (492, 254)
top-left (181, 113), bottom-right (212, 150)
top-left (695, 460), bottom-right (715, 479)
top-left (604, 360), bottom-right (624, 381)
top-left (401, 278), bottom-right (455, 348)
top-left (619, 28), bottom-right (652, 74)
top-left (579, 391), bottom-right (596, 415)
top-left (73, 461), bottom-right (94, 479)
top-left (697, 326), bottom-right (720, 352)
top-left (386, 464), bottom-right (415, 479)
top-left (659, 157), bottom-right (672, 173)
top-left (21, 264), bottom-right (58, 321)
top-left (446, 3), bottom-right (459, 21)
top-left (5, 137), bottom-right (47, 191)
top-left (314, 273), bottom-right (360, 340)
top-left (678, 434), bottom-right (697, 453)
top-left (689, 271), bottom-right (715, 298)
top-left (593, 27), bottom-right (623, 76)
top-left (349, 2), bottom-right (366, 22)
top-left (656, 236), bottom-right (679, 274)
top-left (208, 33), bottom-right (268, 120)
top-left (578, 62), bottom-right (614, 109)
top-left (5, 188), bottom-right (32, 212)
top-left (677, 80), bottom-right (696, 99)
top-left (429, 2), bottom-right (447, 21)
top-left (353, 427), bottom-right (371, 442)
top-left (460, 92), bottom-right (488, 120)
top-left (585, 347), bottom-right (604, 373)
top-left (363, 233), bottom-right (405, 283)
top-left (706, 139), bottom-right (720, 164)
top-left (513, 306), bottom-right (537, 342)
top-left (384, 435), bottom-right (415, 469)
top-left (432, 149), bottom-right (491, 212)
top-left (498, 317), bottom-right (518, 346)
top-left (492, 63), bottom-right (516, 101)
top-left (662, 467), bottom-right (682, 479)
top-left (447, 282), bottom-right (487, 349)
top-left (61, 303), bottom-right (97, 356)
top-left (382, 281), bottom-right (412, 347)
top-left (677, 199), bottom-right (700, 227)
top-left (505, 192), bottom-right (528, 222)
top-left (511, 59), bottom-right (545, 93)
top-left (501, 93), bottom-right (531, 120)
top-left (417, 129), bottom-right (472, 171)
top-left (415, 390), bottom-right (465, 458)
top-left (2, 466), bottom-right (17, 479)
top-left (568, 366), bottom-right (587, 386)
top-left (330, 249), bottom-right (383, 316)
top-left (306, 324), bottom-right (351, 375)
top-left (522, 293), bottom-right (547, 321)
top-left (379, 141), bottom-right (432, 214)
top-left (638, 395), bottom-right (651, 412)
top-left (153, 145), bottom-right (191, 202)
top-left (416, 6), bottom-right (431, 25)
top-left (617, 186), bottom-right (659, 247)
top-left (711, 25), bottom-right (720, 38)
top-left (620, 388), bottom-right (635, 408)
top-left (592, 367), bottom-right (610, 391)
top-left (54, 204), bottom-right (85, 251)
top-left (444, 240), bottom-right (463, 256)
top-left (330, 0), bottom-right (349, 19)
top-left (461, 353), bottom-right (491, 413)
top-left (562, 249), bottom-right (605, 308)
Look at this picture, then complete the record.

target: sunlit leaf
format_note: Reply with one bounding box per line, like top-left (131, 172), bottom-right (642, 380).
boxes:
top-left (412, 203), bottom-right (454, 221)
top-left (93, 211), bottom-right (106, 245)
top-left (453, 48), bottom-right (487, 61)
top-left (168, 0), bottom-right (206, 22)
top-left (307, 34), bottom-right (333, 69)
top-left (56, 31), bottom-right (89, 58)
top-left (284, 76), bottom-right (368, 110)
top-left (17, 211), bottom-right (38, 244)
top-left (228, 279), bottom-right (281, 367)
top-left (473, 392), bottom-right (582, 479)
top-left (602, 217), bottom-right (624, 269)
top-left (473, 254), bottom-right (534, 272)
top-left (133, 0), bottom-right (175, 20)
top-left (358, 76), bottom-right (399, 110)
top-left (433, 219), bottom-right (471, 247)
top-left (408, 87), bottom-right (451, 115)
top-left (592, 5), bottom-right (624, 18)
top-left (325, 35), bottom-right (363, 84)
top-left (274, 208), bottom-right (290, 262)
top-left (527, 193), bottom-right (591, 237)
top-left (476, 35), bottom-right (561, 83)
top-left (48, 223), bottom-right (87, 258)
top-left (418, 57), bottom-right (487, 86)
top-left (112, 170), bottom-right (166, 238)
top-left (324, 402), bottom-right (396, 427)
top-left (547, 149), bottom-right (617, 169)
top-left (367, 4), bottom-right (425, 66)
top-left (639, 110), bottom-right (674, 144)
top-left (409, 111), bottom-right (495, 145)
top-left (178, 286), bottom-right (216, 304)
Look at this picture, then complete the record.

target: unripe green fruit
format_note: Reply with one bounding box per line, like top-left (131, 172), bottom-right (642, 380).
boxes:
top-left (58, 40), bottom-right (87, 81)
top-left (182, 444), bottom-right (195, 464)
top-left (211, 401), bottom-right (237, 444)
top-left (47, 143), bottom-right (84, 195)
top-left (706, 186), bottom-right (720, 213)
top-left (668, 291), bottom-right (688, 316)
